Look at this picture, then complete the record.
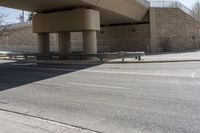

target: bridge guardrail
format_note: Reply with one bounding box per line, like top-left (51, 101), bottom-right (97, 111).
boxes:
top-left (7, 51), bottom-right (145, 62)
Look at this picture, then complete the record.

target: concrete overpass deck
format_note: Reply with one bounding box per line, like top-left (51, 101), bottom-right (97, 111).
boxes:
top-left (0, 0), bottom-right (149, 24)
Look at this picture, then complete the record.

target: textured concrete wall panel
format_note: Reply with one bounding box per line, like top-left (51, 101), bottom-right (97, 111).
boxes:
top-left (0, 24), bottom-right (150, 53)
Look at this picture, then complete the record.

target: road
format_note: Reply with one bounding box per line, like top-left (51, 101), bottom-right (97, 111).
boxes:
top-left (0, 60), bottom-right (200, 133)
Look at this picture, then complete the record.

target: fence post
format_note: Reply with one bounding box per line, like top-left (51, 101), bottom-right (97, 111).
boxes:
top-left (138, 56), bottom-right (141, 61)
top-left (163, 1), bottom-right (164, 7)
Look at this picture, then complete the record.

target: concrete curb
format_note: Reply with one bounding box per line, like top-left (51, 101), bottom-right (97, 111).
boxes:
top-left (106, 59), bottom-right (200, 64)
top-left (1, 58), bottom-right (200, 65)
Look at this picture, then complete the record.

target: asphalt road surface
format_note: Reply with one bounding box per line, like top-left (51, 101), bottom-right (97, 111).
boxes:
top-left (0, 60), bottom-right (200, 133)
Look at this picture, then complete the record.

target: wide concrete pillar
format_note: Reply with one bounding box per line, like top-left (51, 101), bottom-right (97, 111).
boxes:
top-left (83, 30), bottom-right (97, 54)
top-left (58, 32), bottom-right (71, 54)
top-left (37, 33), bottom-right (50, 53)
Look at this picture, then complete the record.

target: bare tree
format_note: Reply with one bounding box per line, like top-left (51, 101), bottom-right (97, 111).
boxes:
top-left (17, 10), bottom-right (25, 23)
top-left (27, 12), bottom-right (33, 22)
top-left (0, 13), bottom-right (6, 25)
top-left (0, 13), bottom-right (9, 36)
top-left (192, 1), bottom-right (200, 15)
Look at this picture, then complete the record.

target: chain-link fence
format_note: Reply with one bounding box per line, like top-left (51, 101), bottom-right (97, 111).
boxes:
top-left (150, 1), bottom-right (200, 22)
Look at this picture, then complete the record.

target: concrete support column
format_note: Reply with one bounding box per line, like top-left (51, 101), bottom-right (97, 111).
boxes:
top-left (150, 8), bottom-right (160, 53)
top-left (58, 32), bottom-right (71, 54)
top-left (37, 33), bottom-right (50, 53)
top-left (83, 30), bottom-right (97, 54)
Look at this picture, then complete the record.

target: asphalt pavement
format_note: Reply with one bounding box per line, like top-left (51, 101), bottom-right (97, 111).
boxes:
top-left (0, 60), bottom-right (200, 133)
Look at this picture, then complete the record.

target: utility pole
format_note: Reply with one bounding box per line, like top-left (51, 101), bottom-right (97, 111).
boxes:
top-left (22, 10), bottom-right (24, 22)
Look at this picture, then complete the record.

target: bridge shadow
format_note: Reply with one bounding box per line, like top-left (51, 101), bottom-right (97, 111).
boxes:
top-left (0, 61), bottom-right (100, 91)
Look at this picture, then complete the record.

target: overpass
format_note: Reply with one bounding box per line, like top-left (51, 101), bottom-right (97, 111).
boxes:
top-left (0, 0), bottom-right (149, 54)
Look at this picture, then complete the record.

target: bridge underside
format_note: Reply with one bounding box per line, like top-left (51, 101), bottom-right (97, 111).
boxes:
top-left (0, 0), bottom-right (148, 24)
top-left (0, 0), bottom-right (149, 54)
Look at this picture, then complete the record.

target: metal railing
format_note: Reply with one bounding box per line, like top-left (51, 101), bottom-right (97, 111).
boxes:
top-left (6, 52), bottom-right (145, 62)
top-left (150, 1), bottom-right (200, 22)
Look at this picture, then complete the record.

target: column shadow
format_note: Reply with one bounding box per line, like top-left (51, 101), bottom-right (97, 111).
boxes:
top-left (0, 61), bottom-right (100, 91)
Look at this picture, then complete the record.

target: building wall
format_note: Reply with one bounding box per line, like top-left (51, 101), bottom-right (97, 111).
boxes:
top-left (150, 8), bottom-right (200, 52)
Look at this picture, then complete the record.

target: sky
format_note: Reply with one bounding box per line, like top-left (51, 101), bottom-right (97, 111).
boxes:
top-left (150, 0), bottom-right (199, 7)
top-left (0, 0), bottom-right (199, 24)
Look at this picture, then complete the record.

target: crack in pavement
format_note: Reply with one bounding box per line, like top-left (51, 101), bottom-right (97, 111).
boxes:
top-left (0, 108), bottom-right (101, 133)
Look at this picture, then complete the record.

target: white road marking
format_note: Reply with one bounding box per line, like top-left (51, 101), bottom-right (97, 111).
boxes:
top-left (81, 70), bottom-right (188, 78)
top-left (12, 63), bottom-right (37, 66)
top-left (69, 82), bottom-right (131, 90)
top-left (191, 71), bottom-right (196, 78)
top-left (191, 68), bottom-right (200, 78)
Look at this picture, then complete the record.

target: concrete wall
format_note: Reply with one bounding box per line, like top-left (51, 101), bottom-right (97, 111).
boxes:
top-left (150, 8), bottom-right (200, 52)
top-left (0, 24), bottom-right (84, 52)
top-left (2, 7), bottom-right (200, 53)
top-left (98, 24), bottom-right (150, 52)
top-left (0, 23), bottom-right (151, 53)
top-left (0, 25), bottom-right (38, 52)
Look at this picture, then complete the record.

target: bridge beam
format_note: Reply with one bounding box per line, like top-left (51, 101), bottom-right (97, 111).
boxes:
top-left (33, 8), bottom-right (100, 54)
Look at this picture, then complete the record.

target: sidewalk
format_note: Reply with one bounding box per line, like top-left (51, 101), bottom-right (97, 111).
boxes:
top-left (108, 51), bottom-right (200, 63)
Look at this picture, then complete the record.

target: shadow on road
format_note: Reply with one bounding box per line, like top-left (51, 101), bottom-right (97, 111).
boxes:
top-left (0, 61), bottom-right (99, 91)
